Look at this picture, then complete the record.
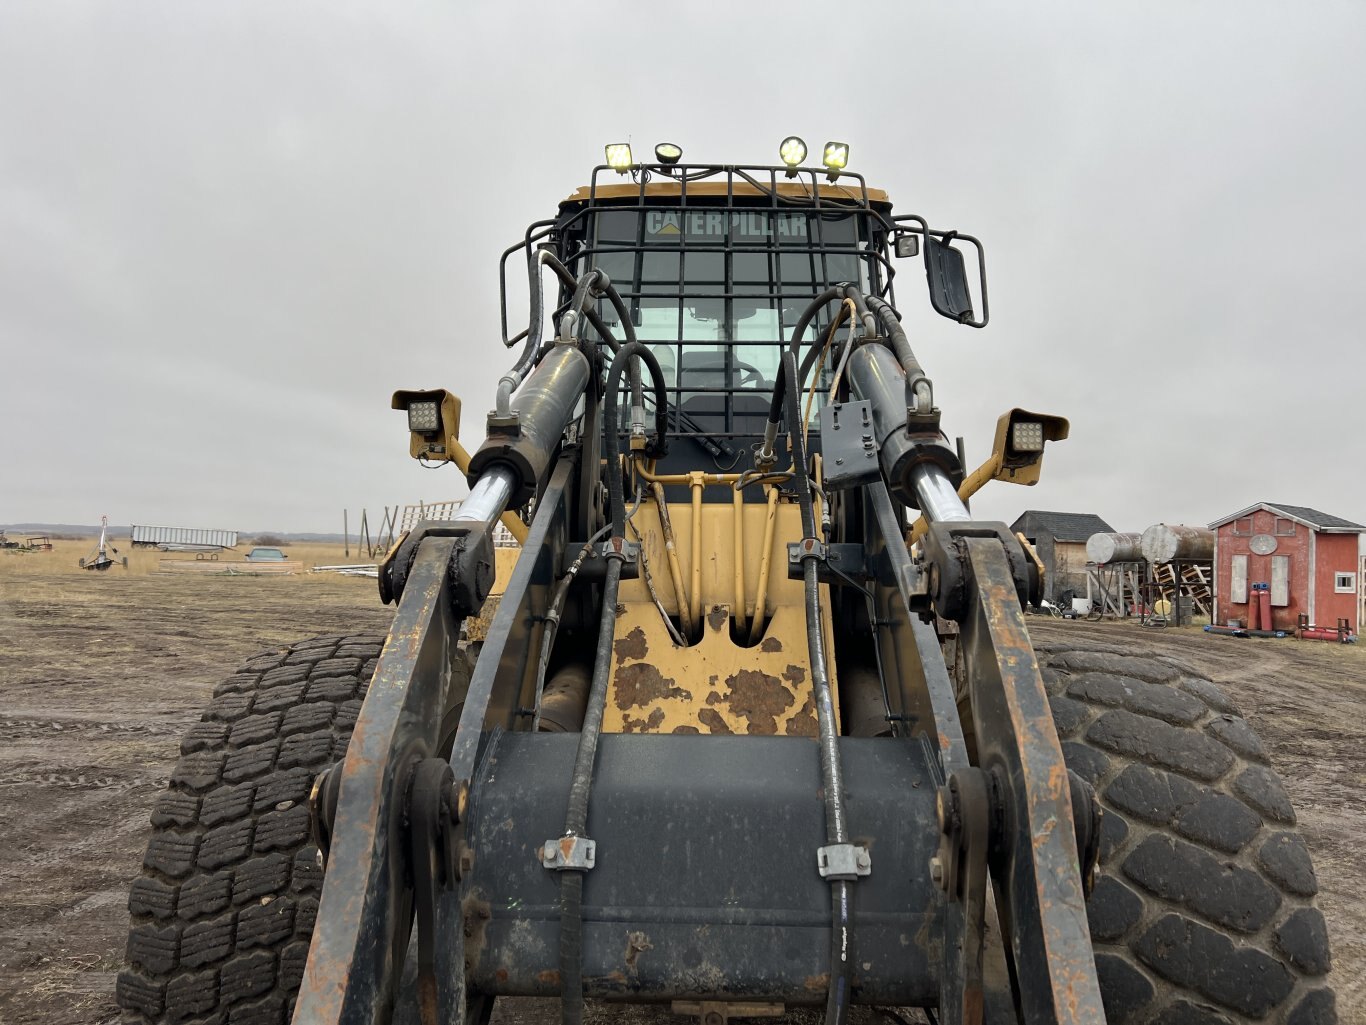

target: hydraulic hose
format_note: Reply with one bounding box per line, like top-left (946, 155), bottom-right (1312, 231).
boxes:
top-left (497, 249), bottom-right (558, 417)
top-left (756, 287), bottom-right (848, 466)
top-left (778, 349), bottom-right (854, 1025)
top-left (498, 254), bottom-right (630, 417)
top-left (866, 295), bottom-right (933, 411)
top-left (557, 550), bottom-right (623, 1025)
top-left (557, 341), bottom-right (670, 1025)
top-left (603, 342), bottom-right (669, 535)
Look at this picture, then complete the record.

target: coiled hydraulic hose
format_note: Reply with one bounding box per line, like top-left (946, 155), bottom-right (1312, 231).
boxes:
top-left (777, 348), bottom-right (854, 1025)
top-left (497, 253), bottom-right (637, 417)
top-left (602, 342), bottom-right (669, 535)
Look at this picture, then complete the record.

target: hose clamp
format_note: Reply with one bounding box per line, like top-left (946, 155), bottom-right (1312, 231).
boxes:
top-left (542, 834), bottom-right (596, 871)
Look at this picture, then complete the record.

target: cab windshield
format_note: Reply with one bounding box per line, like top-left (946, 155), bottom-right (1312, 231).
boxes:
top-left (568, 203), bottom-right (883, 436)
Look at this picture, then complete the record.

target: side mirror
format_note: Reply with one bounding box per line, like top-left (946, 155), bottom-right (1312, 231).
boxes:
top-left (925, 235), bottom-right (974, 323)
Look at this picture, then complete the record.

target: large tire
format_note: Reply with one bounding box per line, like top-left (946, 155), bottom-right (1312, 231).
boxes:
top-left (1038, 639), bottom-right (1336, 1025)
top-left (117, 635), bottom-right (383, 1025)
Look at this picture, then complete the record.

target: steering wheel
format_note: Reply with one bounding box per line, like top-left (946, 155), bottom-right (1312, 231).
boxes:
top-left (734, 361), bottom-right (767, 389)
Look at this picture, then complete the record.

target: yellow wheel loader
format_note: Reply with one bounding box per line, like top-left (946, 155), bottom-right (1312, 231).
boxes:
top-left (119, 144), bottom-right (1336, 1025)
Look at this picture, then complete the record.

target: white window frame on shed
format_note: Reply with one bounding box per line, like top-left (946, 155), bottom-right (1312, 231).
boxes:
top-left (1230, 554), bottom-right (1248, 603)
top-left (1336, 571), bottom-right (1356, 594)
top-left (1232, 518), bottom-right (1254, 537)
top-left (1273, 517), bottom-right (1297, 536)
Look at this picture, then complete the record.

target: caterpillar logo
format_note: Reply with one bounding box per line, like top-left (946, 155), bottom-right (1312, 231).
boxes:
top-left (645, 211), bottom-right (810, 239)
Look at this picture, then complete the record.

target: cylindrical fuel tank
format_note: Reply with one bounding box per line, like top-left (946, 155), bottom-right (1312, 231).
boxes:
top-left (463, 731), bottom-right (942, 1005)
top-left (1140, 524), bottom-right (1215, 564)
top-left (1086, 532), bottom-right (1144, 565)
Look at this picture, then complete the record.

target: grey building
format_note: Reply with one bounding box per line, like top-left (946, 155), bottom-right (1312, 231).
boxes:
top-left (1010, 510), bottom-right (1115, 604)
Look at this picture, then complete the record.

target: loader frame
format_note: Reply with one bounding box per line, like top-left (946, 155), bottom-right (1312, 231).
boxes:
top-left (296, 163), bottom-right (1102, 1025)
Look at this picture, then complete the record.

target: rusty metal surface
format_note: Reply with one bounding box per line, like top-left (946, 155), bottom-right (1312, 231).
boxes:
top-left (958, 537), bottom-right (1105, 1024)
top-left (602, 601), bottom-right (835, 736)
top-left (294, 536), bottom-right (463, 1024)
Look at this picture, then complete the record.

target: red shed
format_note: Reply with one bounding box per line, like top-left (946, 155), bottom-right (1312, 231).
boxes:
top-left (1210, 502), bottom-right (1365, 634)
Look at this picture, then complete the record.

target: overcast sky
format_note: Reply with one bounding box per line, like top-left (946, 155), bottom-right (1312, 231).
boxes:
top-left (2, 2), bottom-right (1363, 535)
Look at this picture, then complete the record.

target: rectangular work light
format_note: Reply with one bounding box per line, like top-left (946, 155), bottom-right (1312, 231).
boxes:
top-left (392, 388), bottom-right (462, 462)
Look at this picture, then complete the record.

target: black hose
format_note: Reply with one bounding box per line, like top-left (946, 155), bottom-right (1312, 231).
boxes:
top-left (778, 346), bottom-right (853, 1025)
top-left (603, 342), bottom-right (669, 534)
top-left (556, 319), bottom-right (654, 1025)
top-left (766, 287), bottom-right (844, 425)
top-left (866, 295), bottom-right (929, 392)
top-left (557, 553), bottom-right (624, 1025)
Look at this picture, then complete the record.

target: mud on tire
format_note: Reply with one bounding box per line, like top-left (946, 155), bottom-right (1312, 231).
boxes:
top-left (1039, 639), bottom-right (1337, 1025)
top-left (117, 635), bottom-right (383, 1025)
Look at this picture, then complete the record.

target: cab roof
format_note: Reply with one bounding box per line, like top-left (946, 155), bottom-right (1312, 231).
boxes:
top-left (561, 180), bottom-right (892, 211)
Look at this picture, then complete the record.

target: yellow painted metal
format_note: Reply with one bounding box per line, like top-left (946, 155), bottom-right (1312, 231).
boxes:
top-left (634, 460), bottom-right (741, 486)
top-left (603, 600), bottom-right (837, 737)
top-left (651, 482), bottom-right (694, 637)
top-left (468, 547), bottom-right (523, 643)
top-left (748, 486), bottom-right (782, 644)
top-left (392, 388), bottom-right (461, 461)
top-left (732, 485), bottom-right (747, 633)
top-left (617, 495), bottom-right (805, 620)
top-left (689, 475), bottom-right (704, 630)
top-left (562, 181), bottom-right (892, 207)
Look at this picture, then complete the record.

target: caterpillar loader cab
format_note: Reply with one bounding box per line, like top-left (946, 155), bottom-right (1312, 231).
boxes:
top-left (119, 144), bottom-right (1337, 1025)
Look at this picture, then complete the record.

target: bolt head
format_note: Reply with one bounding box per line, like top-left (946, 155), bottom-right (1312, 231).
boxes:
top-left (929, 856), bottom-right (943, 884)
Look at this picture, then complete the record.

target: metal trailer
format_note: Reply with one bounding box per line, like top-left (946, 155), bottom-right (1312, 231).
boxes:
top-left (129, 524), bottom-right (238, 549)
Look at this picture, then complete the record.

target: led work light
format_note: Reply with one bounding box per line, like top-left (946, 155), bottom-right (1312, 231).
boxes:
top-left (654, 142), bottom-right (682, 165)
top-left (392, 388), bottom-right (462, 462)
top-left (1010, 421), bottom-right (1046, 453)
top-left (407, 400), bottom-right (440, 434)
top-left (822, 141), bottom-right (850, 173)
top-left (779, 136), bottom-right (808, 167)
top-left (605, 143), bottom-right (633, 172)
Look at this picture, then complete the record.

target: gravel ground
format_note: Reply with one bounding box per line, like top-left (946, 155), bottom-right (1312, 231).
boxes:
top-left (0, 571), bottom-right (1360, 1023)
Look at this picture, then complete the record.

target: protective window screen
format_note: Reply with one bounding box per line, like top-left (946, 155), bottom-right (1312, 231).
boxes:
top-left (573, 205), bottom-right (881, 438)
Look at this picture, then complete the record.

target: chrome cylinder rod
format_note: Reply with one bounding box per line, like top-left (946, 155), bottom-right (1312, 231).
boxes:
top-left (452, 465), bottom-right (518, 533)
top-left (910, 462), bottom-right (971, 525)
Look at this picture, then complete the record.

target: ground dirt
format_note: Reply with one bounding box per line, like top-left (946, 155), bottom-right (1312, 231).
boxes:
top-left (0, 561), bottom-right (1361, 1024)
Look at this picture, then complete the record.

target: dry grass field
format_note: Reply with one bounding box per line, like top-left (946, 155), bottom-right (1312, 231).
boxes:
top-left (0, 546), bottom-right (1362, 1024)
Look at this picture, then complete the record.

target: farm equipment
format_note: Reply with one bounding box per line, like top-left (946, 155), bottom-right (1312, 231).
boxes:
top-left (79, 515), bottom-right (127, 570)
top-left (120, 146), bottom-right (1336, 1025)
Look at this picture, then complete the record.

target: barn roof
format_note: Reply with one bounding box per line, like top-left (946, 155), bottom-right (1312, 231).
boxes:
top-left (1009, 510), bottom-right (1115, 543)
top-left (1209, 502), bottom-right (1366, 533)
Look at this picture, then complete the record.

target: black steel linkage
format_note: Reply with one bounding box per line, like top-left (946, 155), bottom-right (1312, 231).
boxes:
top-left (294, 534), bottom-right (471, 1025)
top-left (863, 481), bottom-right (1029, 1025)
top-left (864, 481), bottom-right (969, 775)
top-left (447, 457), bottom-right (575, 782)
top-left (958, 537), bottom-right (1105, 1024)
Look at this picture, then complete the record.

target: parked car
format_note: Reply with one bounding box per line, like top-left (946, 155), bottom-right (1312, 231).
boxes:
top-left (245, 547), bottom-right (288, 562)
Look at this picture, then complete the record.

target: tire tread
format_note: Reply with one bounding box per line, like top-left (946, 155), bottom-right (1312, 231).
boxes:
top-left (118, 635), bottom-right (384, 1024)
